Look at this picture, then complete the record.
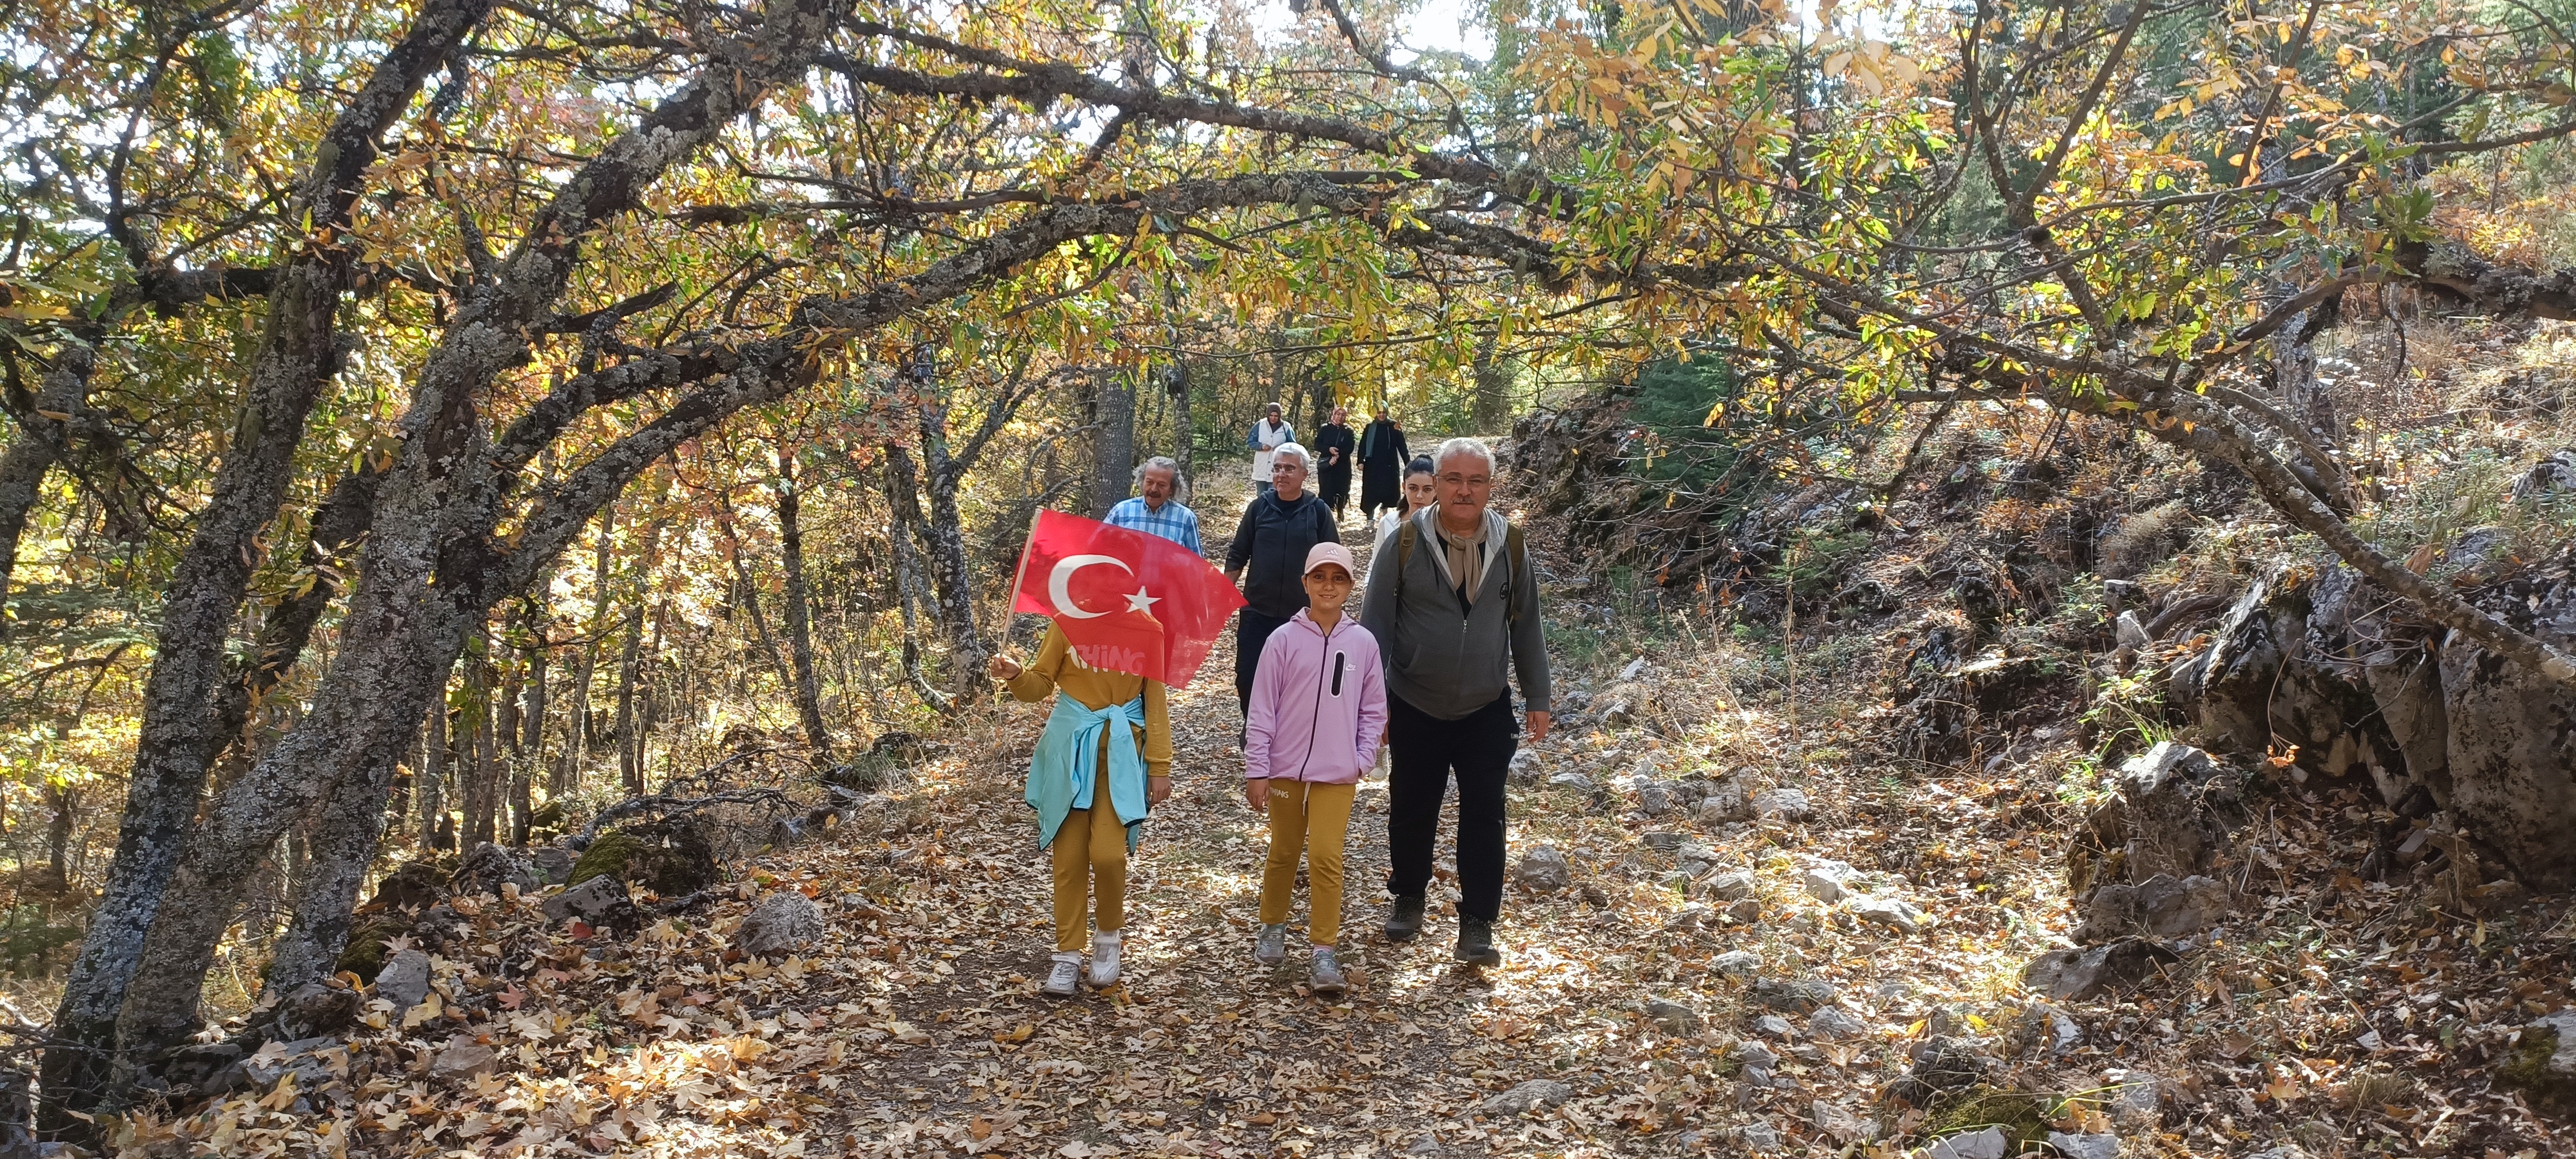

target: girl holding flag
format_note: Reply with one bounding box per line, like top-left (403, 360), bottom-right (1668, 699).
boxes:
top-left (990, 630), bottom-right (1172, 996)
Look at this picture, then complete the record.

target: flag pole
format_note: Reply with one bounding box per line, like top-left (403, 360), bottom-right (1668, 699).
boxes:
top-left (1003, 505), bottom-right (1045, 619)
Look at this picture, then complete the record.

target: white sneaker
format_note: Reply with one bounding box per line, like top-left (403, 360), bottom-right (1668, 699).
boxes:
top-left (1089, 931), bottom-right (1123, 988)
top-left (1042, 952), bottom-right (1082, 997)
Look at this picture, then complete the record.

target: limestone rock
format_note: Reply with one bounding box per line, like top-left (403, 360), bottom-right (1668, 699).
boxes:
top-left (2103, 1069), bottom-right (2166, 1125)
top-left (454, 842), bottom-right (539, 897)
top-left (1642, 830), bottom-right (1686, 853)
top-left (1697, 775), bottom-right (1753, 823)
top-left (1508, 750), bottom-right (1544, 784)
top-left (1751, 977), bottom-right (1838, 1012)
top-left (2046, 1132), bottom-right (2122, 1159)
top-left (1548, 772), bottom-right (1596, 793)
top-left (1808, 1006), bottom-right (1868, 1040)
top-left (1754, 788), bottom-right (1813, 822)
top-left (1925, 1126), bottom-right (2009, 1159)
top-left (1481, 1079), bottom-right (1573, 1116)
top-left (1711, 950), bottom-right (1762, 978)
top-left (1752, 1014), bottom-right (1795, 1038)
top-left (2076, 873), bottom-right (2227, 942)
top-left (1730, 1041), bottom-right (1780, 1074)
top-left (1738, 1122), bottom-right (1782, 1153)
top-left (1516, 846), bottom-right (1573, 892)
top-left (374, 949), bottom-right (434, 1016)
top-left (257, 983), bottom-right (362, 1042)
top-left (530, 846), bottom-right (575, 885)
top-left (1801, 861), bottom-right (1855, 902)
top-left (2497, 1010), bottom-right (2576, 1116)
top-left (1853, 896), bottom-right (1929, 935)
top-left (541, 874), bottom-right (638, 932)
top-left (1810, 1100), bottom-right (1874, 1142)
top-left (1637, 783), bottom-right (1675, 816)
top-left (205, 1037), bottom-right (348, 1099)
top-left (430, 1039), bottom-right (498, 1083)
top-left (1702, 870), bottom-right (1757, 902)
top-left (2022, 939), bottom-right (2181, 1001)
top-left (735, 891), bottom-right (823, 958)
top-left (1644, 997), bottom-right (1702, 1035)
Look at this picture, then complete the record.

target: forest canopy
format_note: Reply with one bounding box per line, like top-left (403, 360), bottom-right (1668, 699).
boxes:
top-left (1, 0), bottom-right (2573, 1136)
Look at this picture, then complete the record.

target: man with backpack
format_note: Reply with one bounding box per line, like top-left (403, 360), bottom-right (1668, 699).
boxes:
top-left (1359, 437), bottom-right (1550, 968)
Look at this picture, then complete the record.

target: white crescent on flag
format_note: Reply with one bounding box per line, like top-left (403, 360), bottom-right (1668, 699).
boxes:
top-left (1046, 554), bottom-right (1134, 619)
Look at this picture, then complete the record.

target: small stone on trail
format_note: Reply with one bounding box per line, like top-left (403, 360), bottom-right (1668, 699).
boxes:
top-left (1853, 895), bottom-right (1929, 935)
top-left (1516, 846), bottom-right (1573, 892)
top-left (1738, 1122), bottom-right (1782, 1153)
top-left (1642, 830), bottom-right (1685, 853)
top-left (541, 874), bottom-right (638, 932)
top-left (1731, 1041), bottom-right (1780, 1073)
top-left (374, 949), bottom-right (432, 1016)
top-left (2047, 1131), bottom-right (2123, 1159)
top-left (2103, 1069), bottom-right (2165, 1123)
top-left (1724, 898), bottom-right (1763, 923)
top-left (2022, 939), bottom-right (2181, 1001)
top-left (1481, 1079), bottom-right (1573, 1115)
top-left (1643, 997), bottom-right (1701, 1035)
top-left (1638, 783), bottom-right (1674, 816)
top-left (1754, 788), bottom-right (1812, 822)
top-left (1508, 750), bottom-right (1543, 783)
top-left (1808, 1006), bottom-right (1868, 1039)
top-left (1801, 861), bottom-right (1854, 902)
top-left (1711, 950), bottom-right (1762, 977)
top-left (1924, 1126), bottom-right (2010, 1159)
top-left (1548, 772), bottom-right (1596, 793)
top-left (431, 1039), bottom-right (498, 1083)
top-left (1809, 1100), bottom-right (1874, 1142)
top-left (1753, 1014), bottom-right (1795, 1038)
top-left (735, 891), bottom-right (823, 957)
top-left (1620, 657), bottom-right (1647, 681)
top-left (1406, 1136), bottom-right (1443, 1156)
top-left (1702, 869), bottom-right (1756, 901)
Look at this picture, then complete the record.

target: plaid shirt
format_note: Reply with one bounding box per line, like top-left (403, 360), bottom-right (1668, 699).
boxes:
top-left (1104, 497), bottom-right (1203, 556)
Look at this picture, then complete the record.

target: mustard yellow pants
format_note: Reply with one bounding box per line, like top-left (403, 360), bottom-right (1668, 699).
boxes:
top-left (1259, 778), bottom-right (1357, 947)
top-left (1051, 765), bottom-right (1129, 952)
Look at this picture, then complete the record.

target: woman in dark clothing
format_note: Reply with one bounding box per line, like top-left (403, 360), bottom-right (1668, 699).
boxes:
top-left (1313, 405), bottom-right (1356, 521)
top-left (1224, 443), bottom-right (1342, 718)
top-left (1355, 408), bottom-right (1409, 519)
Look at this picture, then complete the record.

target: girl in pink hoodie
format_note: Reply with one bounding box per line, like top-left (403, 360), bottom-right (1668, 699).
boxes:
top-left (1244, 542), bottom-right (1387, 995)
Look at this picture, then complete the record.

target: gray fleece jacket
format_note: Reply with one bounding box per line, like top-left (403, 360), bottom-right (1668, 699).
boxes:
top-left (1359, 507), bottom-right (1550, 720)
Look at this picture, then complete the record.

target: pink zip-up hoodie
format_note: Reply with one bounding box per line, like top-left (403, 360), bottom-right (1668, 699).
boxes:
top-left (1244, 609), bottom-right (1387, 784)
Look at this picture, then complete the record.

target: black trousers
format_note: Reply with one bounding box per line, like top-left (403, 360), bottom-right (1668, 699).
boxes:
top-left (1385, 693), bottom-right (1518, 923)
top-left (1235, 608), bottom-right (1293, 717)
top-left (1320, 466), bottom-right (1352, 516)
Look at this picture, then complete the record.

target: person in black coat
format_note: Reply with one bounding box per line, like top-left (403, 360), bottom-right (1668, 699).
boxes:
top-left (1356, 408), bottom-right (1410, 519)
top-left (1224, 443), bottom-right (1341, 717)
top-left (1312, 405), bottom-right (1356, 521)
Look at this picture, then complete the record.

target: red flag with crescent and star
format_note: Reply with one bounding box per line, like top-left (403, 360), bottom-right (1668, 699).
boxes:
top-left (1008, 508), bottom-right (1245, 687)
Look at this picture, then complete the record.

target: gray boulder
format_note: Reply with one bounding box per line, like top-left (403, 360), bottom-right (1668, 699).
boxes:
top-left (1643, 998), bottom-right (1702, 1035)
top-left (1753, 788), bottom-right (1812, 822)
top-left (1710, 950), bottom-right (1762, 978)
top-left (1807, 1006), bottom-right (1868, 1040)
top-left (1481, 1079), bottom-right (1573, 1116)
top-left (1516, 846), bottom-right (1574, 892)
top-left (374, 949), bottom-right (434, 1016)
top-left (1642, 831), bottom-right (1686, 853)
top-left (1752, 976), bottom-right (1837, 1012)
top-left (736, 891), bottom-right (824, 957)
top-left (1638, 783), bottom-right (1675, 816)
top-left (1801, 861), bottom-right (1855, 902)
top-left (205, 1037), bottom-right (348, 1099)
top-left (1925, 1126), bottom-right (2010, 1159)
top-left (1738, 1122), bottom-right (1782, 1153)
top-left (2076, 873), bottom-right (2227, 941)
top-left (1731, 1041), bottom-right (1780, 1074)
top-left (454, 842), bottom-right (540, 897)
top-left (430, 1039), bottom-right (497, 1084)
top-left (1697, 775), bottom-right (1753, 823)
top-left (1853, 896), bottom-right (1929, 935)
top-left (1702, 870), bottom-right (1757, 901)
top-left (1809, 1100), bottom-right (1874, 1142)
top-left (1751, 1014), bottom-right (1794, 1038)
top-left (1508, 750), bottom-right (1545, 784)
top-left (530, 846), bottom-right (575, 885)
top-left (2022, 939), bottom-right (2181, 1001)
top-left (541, 874), bottom-right (638, 931)
top-left (2046, 1133), bottom-right (2122, 1159)
top-left (2498, 1010), bottom-right (2576, 1116)
top-left (1548, 771), bottom-right (1596, 793)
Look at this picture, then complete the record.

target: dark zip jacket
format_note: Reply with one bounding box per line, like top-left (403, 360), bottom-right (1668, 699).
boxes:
top-left (1225, 489), bottom-right (1341, 619)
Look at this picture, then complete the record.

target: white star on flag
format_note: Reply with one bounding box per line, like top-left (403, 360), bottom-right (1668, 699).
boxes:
top-left (1124, 588), bottom-right (1160, 616)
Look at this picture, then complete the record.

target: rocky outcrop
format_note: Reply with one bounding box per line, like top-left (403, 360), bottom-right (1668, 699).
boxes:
top-left (2165, 537), bottom-right (2576, 888)
top-left (2067, 742), bottom-right (2248, 926)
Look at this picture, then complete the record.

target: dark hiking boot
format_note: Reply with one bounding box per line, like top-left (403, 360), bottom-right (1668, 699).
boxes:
top-left (1383, 893), bottom-right (1427, 942)
top-left (1454, 917), bottom-right (1501, 968)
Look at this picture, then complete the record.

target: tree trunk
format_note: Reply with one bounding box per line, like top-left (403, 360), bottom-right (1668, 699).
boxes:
top-left (1472, 336), bottom-right (1511, 432)
top-left (516, 616), bottom-right (545, 844)
top-left (718, 507), bottom-right (797, 710)
top-left (773, 446), bottom-right (833, 758)
top-left (1168, 361), bottom-right (1193, 494)
top-left (615, 596), bottom-right (643, 797)
top-left (882, 452), bottom-right (952, 711)
top-left (1088, 368), bottom-right (1137, 517)
top-left (910, 371), bottom-right (988, 703)
top-left (39, 1), bottom-right (491, 1118)
top-left (461, 635), bottom-right (498, 849)
top-left (258, 745), bottom-right (405, 1000)
top-left (416, 696), bottom-right (447, 849)
top-left (561, 507), bottom-right (612, 794)
top-left (0, 340), bottom-right (95, 625)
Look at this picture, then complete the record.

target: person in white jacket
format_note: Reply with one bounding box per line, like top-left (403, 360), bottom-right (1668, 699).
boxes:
top-left (1245, 402), bottom-right (1294, 496)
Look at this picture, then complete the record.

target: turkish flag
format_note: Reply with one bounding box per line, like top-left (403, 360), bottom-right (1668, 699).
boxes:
top-left (1009, 508), bottom-right (1245, 687)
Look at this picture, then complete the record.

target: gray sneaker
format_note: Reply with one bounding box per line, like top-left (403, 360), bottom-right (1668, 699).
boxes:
top-left (1041, 953), bottom-right (1082, 997)
top-left (1309, 948), bottom-right (1348, 996)
top-left (1254, 923), bottom-right (1289, 967)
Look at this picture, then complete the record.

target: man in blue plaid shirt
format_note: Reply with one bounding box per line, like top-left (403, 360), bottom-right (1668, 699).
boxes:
top-left (1103, 456), bottom-right (1202, 556)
